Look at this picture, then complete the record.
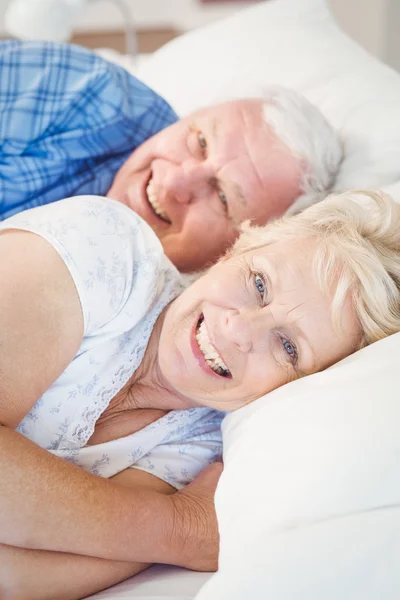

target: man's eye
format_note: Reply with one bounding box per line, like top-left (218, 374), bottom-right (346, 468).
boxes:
top-left (198, 132), bottom-right (207, 151)
top-left (254, 273), bottom-right (265, 297)
top-left (218, 190), bottom-right (228, 210)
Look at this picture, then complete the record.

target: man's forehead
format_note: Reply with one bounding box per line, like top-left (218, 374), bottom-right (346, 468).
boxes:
top-left (188, 100), bottom-right (302, 223)
top-left (193, 99), bottom-right (261, 125)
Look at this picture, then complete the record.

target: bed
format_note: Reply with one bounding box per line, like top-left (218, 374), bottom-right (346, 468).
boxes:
top-left (86, 566), bottom-right (210, 600)
top-left (90, 0), bottom-right (400, 597)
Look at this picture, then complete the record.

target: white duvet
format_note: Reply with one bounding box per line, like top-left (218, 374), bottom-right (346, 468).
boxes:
top-left (90, 0), bottom-right (400, 598)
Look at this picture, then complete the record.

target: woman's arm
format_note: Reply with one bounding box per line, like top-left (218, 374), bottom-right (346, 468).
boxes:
top-left (0, 229), bottom-right (84, 426)
top-left (0, 228), bottom-right (220, 569)
top-left (1, 418), bottom-right (222, 571)
top-left (0, 546), bottom-right (145, 600)
top-left (0, 469), bottom-right (174, 600)
top-left (1, 459), bottom-right (222, 600)
top-left (1, 426), bottom-right (175, 562)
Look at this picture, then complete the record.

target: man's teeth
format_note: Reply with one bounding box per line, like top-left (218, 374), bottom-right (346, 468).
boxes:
top-left (195, 318), bottom-right (231, 377)
top-left (146, 179), bottom-right (171, 223)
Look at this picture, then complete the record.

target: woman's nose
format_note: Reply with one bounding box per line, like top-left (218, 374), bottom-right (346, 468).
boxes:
top-left (224, 309), bottom-right (253, 354)
top-left (165, 161), bottom-right (214, 204)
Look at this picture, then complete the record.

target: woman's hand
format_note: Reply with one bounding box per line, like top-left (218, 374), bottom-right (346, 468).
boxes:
top-left (168, 462), bottom-right (223, 572)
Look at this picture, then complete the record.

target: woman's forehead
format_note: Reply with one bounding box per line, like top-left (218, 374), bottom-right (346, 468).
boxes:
top-left (250, 237), bottom-right (318, 273)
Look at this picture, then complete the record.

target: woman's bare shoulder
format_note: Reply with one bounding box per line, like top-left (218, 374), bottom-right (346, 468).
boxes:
top-left (0, 229), bottom-right (84, 428)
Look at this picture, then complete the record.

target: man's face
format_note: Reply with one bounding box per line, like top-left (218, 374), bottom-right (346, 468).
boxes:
top-left (107, 99), bottom-right (302, 272)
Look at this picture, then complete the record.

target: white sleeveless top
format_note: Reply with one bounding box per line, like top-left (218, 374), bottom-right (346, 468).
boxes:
top-left (1, 196), bottom-right (223, 489)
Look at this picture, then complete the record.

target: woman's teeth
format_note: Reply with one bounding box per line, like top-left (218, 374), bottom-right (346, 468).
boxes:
top-left (195, 317), bottom-right (231, 378)
top-left (146, 179), bottom-right (171, 223)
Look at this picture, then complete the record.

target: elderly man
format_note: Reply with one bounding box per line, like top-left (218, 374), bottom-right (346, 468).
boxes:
top-left (0, 40), bottom-right (342, 271)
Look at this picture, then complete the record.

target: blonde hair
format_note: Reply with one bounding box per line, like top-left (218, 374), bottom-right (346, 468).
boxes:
top-left (229, 190), bottom-right (400, 349)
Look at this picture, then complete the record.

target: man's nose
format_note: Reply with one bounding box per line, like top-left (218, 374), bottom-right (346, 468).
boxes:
top-left (164, 161), bottom-right (214, 204)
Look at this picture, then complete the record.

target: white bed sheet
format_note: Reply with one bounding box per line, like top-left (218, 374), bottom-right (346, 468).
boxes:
top-left (85, 566), bottom-right (211, 600)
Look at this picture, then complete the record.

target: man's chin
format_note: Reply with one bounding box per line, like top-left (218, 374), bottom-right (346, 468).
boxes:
top-left (107, 187), bottom-right (136, 211)
top-left (105, 186), bottom-right (121, 202)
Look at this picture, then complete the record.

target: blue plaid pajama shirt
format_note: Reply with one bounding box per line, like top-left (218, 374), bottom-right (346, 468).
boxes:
top-left (0, 40), bottom-right (178, 220)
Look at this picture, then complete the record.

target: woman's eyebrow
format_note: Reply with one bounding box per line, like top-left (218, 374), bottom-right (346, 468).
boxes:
top-left (292, 323), bottom-right (317, 374)
top-left (262, 258), bottom-right (316, 372)
top-left (255, 255), bottom-right (277, 294)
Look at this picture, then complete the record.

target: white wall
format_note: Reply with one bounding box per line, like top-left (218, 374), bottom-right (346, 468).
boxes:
top-left (328, 0), bottom-right (400, 70)
top-left (0, 0), bottom-right (399, 69)
top-left (0, 0), bottom-right (254, 33)
top-left (328, 0), bottom-right (387, 58)
top-left (79, 0), bottom-right (254, 31)
top-left (386, 0), bottom-right (400, 71)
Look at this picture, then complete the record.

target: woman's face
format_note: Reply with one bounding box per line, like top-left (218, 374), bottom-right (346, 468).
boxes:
top-left (158, 237), bottom-right (361, 411)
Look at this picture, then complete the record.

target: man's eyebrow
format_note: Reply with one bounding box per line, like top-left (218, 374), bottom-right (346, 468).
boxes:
top-left (210, 118), bottom-right (218, 141)
top-left (208, 117), bottom-right (247, 213)
top-left (232, 183), bottom-right (247, 208)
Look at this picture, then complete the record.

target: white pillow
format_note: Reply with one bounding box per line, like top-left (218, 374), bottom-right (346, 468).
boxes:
top-left (135, 0), bottom-right (400, 201)
top-left (196, 332), bottom-right (400, 599)
top-left (130, 2), bottom-right (400, 596)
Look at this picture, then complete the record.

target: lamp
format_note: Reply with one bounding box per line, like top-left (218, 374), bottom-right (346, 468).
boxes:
top-left (4, 0), bottom-right (137, 54)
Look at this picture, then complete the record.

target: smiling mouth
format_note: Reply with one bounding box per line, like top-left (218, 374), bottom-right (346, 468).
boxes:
top-left (146, 178), bottom-right (171, 224)
top-left (195, 315), bottom-right (231, 378)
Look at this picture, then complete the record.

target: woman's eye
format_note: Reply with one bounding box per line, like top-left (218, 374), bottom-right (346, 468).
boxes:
top-left (254, 274), bottom-right (265, 297)
top-left (282, 339), bottom-right (298, 362)
top-left (198, 132), bottom-right (207, 151)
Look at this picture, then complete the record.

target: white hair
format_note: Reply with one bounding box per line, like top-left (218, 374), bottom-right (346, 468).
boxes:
top-left (229, 190), bottom-right (400, 349)
top-left (261, 86), bottom-right (343, 215)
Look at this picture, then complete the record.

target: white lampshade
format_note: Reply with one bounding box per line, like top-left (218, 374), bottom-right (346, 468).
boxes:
top-left (5, 0), bottom-right (89, 42)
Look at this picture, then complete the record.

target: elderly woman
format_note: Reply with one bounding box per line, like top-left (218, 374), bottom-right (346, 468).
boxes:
top-left (1, 190), bottom-right (400, 600)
